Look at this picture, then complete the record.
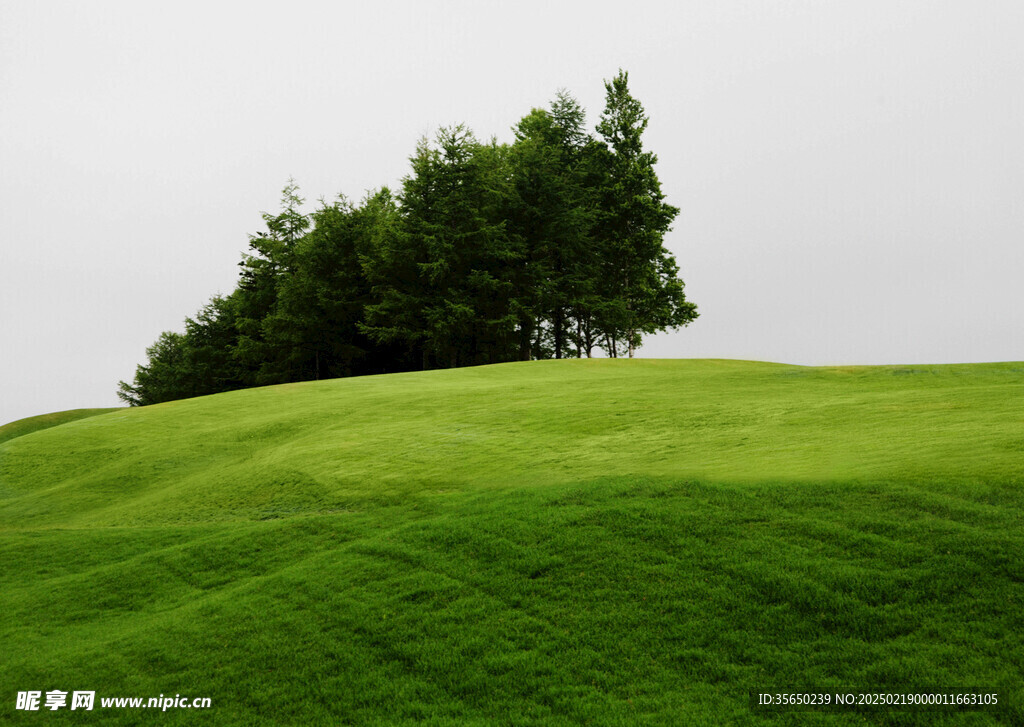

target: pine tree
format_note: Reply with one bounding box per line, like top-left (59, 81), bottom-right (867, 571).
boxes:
top-left (261, 196), bottom-right (369, 381)
top-left (233, 181), bottom-right (310, 384)
top-left (594, 70), bottom-right (697, 356)
top-left (365, 127), bottom-right (516, 368)
top-left (509, 92), bottom-right (595, 360)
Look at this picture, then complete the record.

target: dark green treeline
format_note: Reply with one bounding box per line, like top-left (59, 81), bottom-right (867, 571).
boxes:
top-left (118, 72), bottom-right (698, 406)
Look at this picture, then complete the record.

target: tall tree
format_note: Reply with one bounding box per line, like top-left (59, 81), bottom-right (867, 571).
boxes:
top-left (360, 182), bottom-right (432, 368)
top-left (364, 126), bottom-right (517, 368)
top-left (261, 196), bottom-right (366, 381)
top-left (233, 181), bottom-right (310, 384)
top-left (593, 70), bottom-right (697, 357)
top-left (180, 294), bottom-right (245, 394)
top-left (509, 91), bottom-right (595, 360)
top-left (350, 188), bottom-right (416, 374)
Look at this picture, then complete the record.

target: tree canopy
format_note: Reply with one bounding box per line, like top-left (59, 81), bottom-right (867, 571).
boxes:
top-left (118, 72), bottom-right (698, 406)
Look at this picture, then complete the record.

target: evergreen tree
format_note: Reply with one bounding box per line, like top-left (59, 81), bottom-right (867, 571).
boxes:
top-left (117, 331), bottom-right (189, 406)
top-left (360, 139), bottom-right (436, 368)
top-left (349, 188), bottom-right (416, 374)
top-left (509, 94), bottom-right (594, 359)
top-left (593, 70), bottom-right (697, 356)
top-left (364, 127), bottom-right (517, 368)
top-left (180, 294), bottom-right (245, 395)
top-left (117, 295), bottom-right (245, 406)
top-left (261, 197), bottom-right (363, 381)
top-left (233, 181), bottom-right (310, 384)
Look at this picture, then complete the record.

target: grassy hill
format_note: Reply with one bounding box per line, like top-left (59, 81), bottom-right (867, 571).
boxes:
top-left (0, 408), bottom-right (120, 446)
top-left (1, 359), bottom-right (1022, 725)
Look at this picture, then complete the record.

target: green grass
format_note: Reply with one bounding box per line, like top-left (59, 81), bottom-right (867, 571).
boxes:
top-left (0, 408), bottom-right (120, 446)
top-left (1, 359), bottom-right (1022, 725)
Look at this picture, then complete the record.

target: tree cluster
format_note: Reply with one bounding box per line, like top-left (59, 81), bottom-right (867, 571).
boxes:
top-left (118, 72), bottom-right (698, 406)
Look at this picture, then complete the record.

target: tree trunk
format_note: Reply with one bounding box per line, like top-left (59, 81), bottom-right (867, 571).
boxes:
top-left (519, 318), bottom-right (533, 361)
top-left (553, 308), bottom-right (563, 359)
top-left (605, 332), bottom-right (617, 358)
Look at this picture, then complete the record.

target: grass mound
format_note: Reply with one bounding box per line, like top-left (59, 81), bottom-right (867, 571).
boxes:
top-left (1, 360), bottom-right (1022, 725)
top-left (0, 408), bottom-right (120, 446)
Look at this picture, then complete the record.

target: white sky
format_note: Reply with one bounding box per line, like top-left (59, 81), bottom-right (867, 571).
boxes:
top-left (1, 1), bottom-right (1022, 424)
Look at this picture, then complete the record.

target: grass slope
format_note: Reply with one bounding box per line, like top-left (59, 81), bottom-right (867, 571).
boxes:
top-left (1, 359), bottom-right (1022, 725)
top-left (0, 408), bottom-right (120, 446)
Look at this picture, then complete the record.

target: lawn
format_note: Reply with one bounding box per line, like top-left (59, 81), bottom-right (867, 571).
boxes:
top-left (0, 408), bottom-right (120, 447)
top-left (1, 359), bottom-right (1022, 725)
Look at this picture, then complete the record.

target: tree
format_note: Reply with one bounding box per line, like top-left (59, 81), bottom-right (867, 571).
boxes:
top-left (180, 294), bottom-right (244, 395)
top-left (349, 188), bottom-right (416, 374)
top-left (233, 180), bottom-right (310, 385)
top-left (364, 126), bottom-right (517, 368)
top-left (117, 295), bottom-right (244, 406)
top-left (263, 192), bottom-right (405, 381)
top-left (508, 91), bottom-right (595, 359)
top-left (593, 70), bottom-right (697, 356)
top-left (117, 332), bottom-right (188, 406)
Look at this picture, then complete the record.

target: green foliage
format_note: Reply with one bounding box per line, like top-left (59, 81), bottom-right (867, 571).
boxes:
top-left (117, 331), bottom-right (189, 405)
top-left (364, 127), bottom-right (519, 369)
top-left (263, 197), bottom-right (364, 380)
top-left (233, 180), bottom-right (311, 386)
top-left (509, 98), bottom-right (594, 359)
top-left (7, 360), bottom-right (1024, 724)
top-left (593, 70), bottom-right (698, 356)
top-left (117, 296), bottom-right (243, 406)
top-left (119, 73), bottom-right (698, 405)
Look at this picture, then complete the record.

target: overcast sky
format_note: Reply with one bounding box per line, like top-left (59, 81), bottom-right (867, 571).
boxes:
top-left (1, 1), bottom-right (1022, 424)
